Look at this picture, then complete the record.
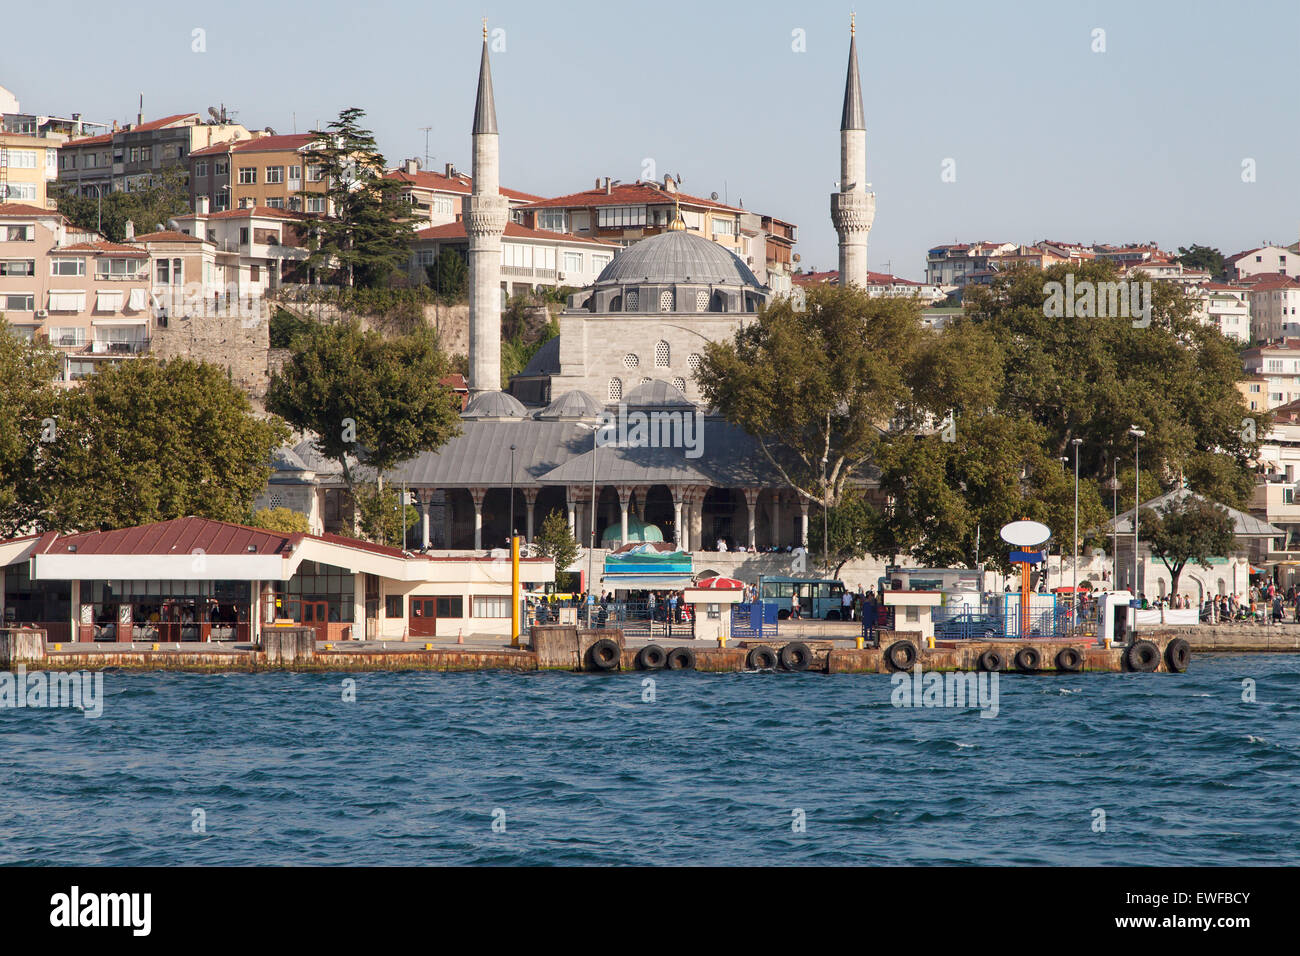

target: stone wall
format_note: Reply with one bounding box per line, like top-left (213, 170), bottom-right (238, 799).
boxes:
top-left (277, 298), bottom-right (470, 358)
top-left (151, 311), bottom-right (272, 404)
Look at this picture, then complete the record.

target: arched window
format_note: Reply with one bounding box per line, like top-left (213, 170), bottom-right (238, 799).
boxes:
top-left (695, 290), bottom-right (708, 311)
top-left (688, 353), bottom-right (702, 374)
top-left (659, 289), bottom-right (674, 311)
top-left (623, 353), bottom-right (639, 369)
top-left (655, 340), bottom-right (670, 367)
top-left (671, 377), bottom-right (686, 393)
top-left (609, 294), bottom-right (622, 312)
top-left (640, 377), bottom-right (652, 385)
top-left (625, 289), bottom-right (639, 311)
top-left (608, 378), bottom-right (622, 401)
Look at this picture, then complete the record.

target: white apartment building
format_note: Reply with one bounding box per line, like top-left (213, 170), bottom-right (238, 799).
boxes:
top-left (1241, 340), bottom-right (1300, 410)
top-left (1244, 274), bottom-right (1300, 342)
top-left (1230, 244), bottom-right (1298, 280)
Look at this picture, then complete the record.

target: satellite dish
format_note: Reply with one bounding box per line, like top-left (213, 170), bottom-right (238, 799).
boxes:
top-left (710, 191), bottom-right (718, 200)
top-left (1000, 520), bottom-right (1051, 547)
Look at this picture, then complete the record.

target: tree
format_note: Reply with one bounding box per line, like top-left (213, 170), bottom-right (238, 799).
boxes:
top-left (266, 320), bottom-right (462, 498)
top-left (38, 359), bottom-right (289, 531)
top-left (52, 165), bottom-right (191, 242)
top-left (806, 490), bottom-right (879, 577)
top-left (248, 507), bottom-right (310, 534)
top-left (0, 321), bottom-right (60, 535)
top-left (351, 484), bottom-right (419, 547)
top-left (531, 509), bottom-right (578, 576)
top-left (1175, 244), bottom-right (1229, 281)
top-left (1139, 493), bottom-right (1236, 595)
top-left (269, 307), bottom-right (315, 349)
top-left (698, 285), bottom-right (937, 516)
top-left (298, 107), bottom-right (415, 288)
top-left (426, 248), bottom-right (468, 300)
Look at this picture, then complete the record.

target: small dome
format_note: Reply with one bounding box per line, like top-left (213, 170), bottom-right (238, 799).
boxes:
top-left (617, 379), bottom-right (693, 408)
top-left (462, 390), bottom-right (527, 419)
top-left (595, 230), bottom-right (764, 288)
top-left (539, 389), bottom-right (602, 419)
top-left (601, 517), bottom-right (664, 546)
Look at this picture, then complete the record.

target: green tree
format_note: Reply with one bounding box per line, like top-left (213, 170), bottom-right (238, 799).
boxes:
top-left (297, 107), bottom-right (415, 288)
top-left (1138, 493), bottom-right (1236, 594)
top-left (52, 165), bottom-right (191, 242)
top-left (351, 484), bottom-right (419, 547)
top-left (0, 321), bottom-right (60, 535)
top-left (806, 489), bottom-right (879, 577)
top-left (269, 307), bottom-right (315, 349)
top-left (38, 359), bottom-right (289, 531)
top-left (248, 506), bottom-right (310, 534)
top-left (1175, 244), bottom-right (1229, 281)
top-left (426, 248), bottom-right (468, 300)
top-left (531, 509), bottom-right (578, 575)
top-left (267, 320), bottom-right (462, 502)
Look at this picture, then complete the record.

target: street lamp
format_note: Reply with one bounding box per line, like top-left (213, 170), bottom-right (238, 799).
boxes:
top-left (1129, 427), bottom-right (1146, 633)
top-left (575, 423), bottom-right (600, 627)
top-left (1071, 437), bottom-right (1082, 631)
top-left (1104, 460), bottom-right (1120, 590)
top-left (508, 444), bottom-right (516, 548)
top-left (821, 455), bottom-right (829, 575)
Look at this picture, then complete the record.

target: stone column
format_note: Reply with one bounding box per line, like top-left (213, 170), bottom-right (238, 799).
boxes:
top-left (799, 498), bottom-right (810, 548)
top-left (743, 488), bottom-right (759, 551)
top-left (672, 487), bottom-right (686, 551)
top-left (523, 488), bottom-right (538, 543)
top-left (616, 485), bottom-right (633, 545)
top-left (771, 491), bottom-right (782, 548)
top-left (469, 486), bottom-right (488, 551)
top-left (418, 490), bottom-right (432, 549)
top-left (566, 486), bottom-right (577, 535)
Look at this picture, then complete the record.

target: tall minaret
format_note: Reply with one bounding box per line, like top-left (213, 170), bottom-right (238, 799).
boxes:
top-left (466, 20), bottom-right (509, 394)
top-left (831, 14), bottom-right (875, 288)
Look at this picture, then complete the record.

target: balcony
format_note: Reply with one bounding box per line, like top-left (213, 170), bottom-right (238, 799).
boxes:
top-left (89, 338), bottom-right (150, 355)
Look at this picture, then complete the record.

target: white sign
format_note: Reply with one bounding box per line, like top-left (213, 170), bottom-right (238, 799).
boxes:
top-left (1000, 520), bottom-right (1051, 547)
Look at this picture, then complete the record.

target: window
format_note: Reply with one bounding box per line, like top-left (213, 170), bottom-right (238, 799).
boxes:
top-left (288, 165), bottom-right (302, 183)
top-left (385, 595), bottom-right (403, 618)
top-left (0, 183), bottom-right (37, 202)
top-left (214, 160), bottom-right (228, 176)
top-left (654, 340), bottom-right (670, 367)
top-left (623, 353), bottom-right (639, 369)
top-left (305, 196), bottom-right (326, 214)
top-left (433, 195), bottom-right (454, 216)
top-left (695, 290), bottom-right (708, 311)
top-left (213, 192), bottom-right (230, 212)
top-left (0, 148), bottom-right (38, 169)
top-left (238, 167), bottom-right (256, 184)
top-left (711, 217), bottom-right (736, 236)
top-left (306, 164), bottom-right (325, 182)
top-left (435, 596), bottom-right (463, 618)
top-left (239, 227), bottom-right (250, 245)
top-left (591, 254), bottom-right (611, 272)
top-left (597, 205), bottom-right (647, 228)
top-left (472, 596), bottom-right (511, 618)
top-left (195, 161), bottom-right (209, 177)
top-left (624, 289), bottom-right (638, 310)
top-left (0, 259), bottom-right (35, 276)
top-left (49, 327), bottom-right (85, 346)
top-left (250, 265), bottom-right (261, 282)
top-left (539, 210), bottom-right (567, 232)
top-left (672, 377), bottom-right (686, 392)
top-left (0, 293), bottom-right (34, 311)
top-left (688, 353), bottom-right (702, 373)
top-left (266, 197), bottom-right (285, 208)
top-left (659, 289), bottom-right (674, 311)
top-left (608, 377), bottom-right (622, 400)
top-left (155, 258), bottom-right (182, 285)
top-left (265, 166), bottom-right (284, 184)
top-left (562, 251), bottom-right (582, 273)
top-left (129, 147), bottom-right (139, 163)
top-left (50, 258), bottom-right (85, 276)
top-left (0, 224), bottom-right (34, 242)
top-left (140, 146), bottom-right (152, 162)
top-left (95, 258), bottom-right (141, 278)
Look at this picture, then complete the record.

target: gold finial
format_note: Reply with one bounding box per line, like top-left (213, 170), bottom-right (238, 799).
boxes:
top-left (667, 195), bottom-right (685, 231)
top-left (851, 12), bottom-right (856, 36)
top-left (482, 17), bottom-right (488, 39)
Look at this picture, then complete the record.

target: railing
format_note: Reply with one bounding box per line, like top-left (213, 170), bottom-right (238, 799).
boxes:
top-left (731, 602), bottom-right (778, 639)
top-left (93, 339), bottom-right (150, 355)
top-left (583, 600), bottom-right (694, 639)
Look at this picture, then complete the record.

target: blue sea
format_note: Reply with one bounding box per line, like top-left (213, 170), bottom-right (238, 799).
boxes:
top-left (0, 654), bottom-right (1296, 866)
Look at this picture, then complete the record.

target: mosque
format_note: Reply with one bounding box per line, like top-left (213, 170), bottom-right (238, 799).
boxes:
top-left (260, 21), bottom-right (878, 567)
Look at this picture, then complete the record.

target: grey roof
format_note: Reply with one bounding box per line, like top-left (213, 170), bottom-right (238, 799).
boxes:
top-left (1105, 486), bottom-right (1283, 538)
top-left (291, 438), bottom-right (345, 476)
top-left (462, 390), bottom-right (526, 419)
top-left (841, 35), bottom-right (865, 131)
top-left (519, 336), bottom-right (560, 376)
top-left (595, 231), bottom-right (764, 289)
top-left (539, 389), bottom-right (602, 419)
top-left (617, 380), bottom-right (692, 408)
top-left (381, 420), bottom-right (593, 488)
top-left (271, 447), bottom-right (310, 473)
top-left (472, 40), bottom-right (497, 135)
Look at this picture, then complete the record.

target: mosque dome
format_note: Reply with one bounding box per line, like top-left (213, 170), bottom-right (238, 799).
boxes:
top-left (462, 390), bottom-right (527, 419)
top-left (539, 389), bottom-right (602, 419)
top-left (595, 230), bottom-right (764, 288)
top-left (600, 517), bottom-right (664, 546)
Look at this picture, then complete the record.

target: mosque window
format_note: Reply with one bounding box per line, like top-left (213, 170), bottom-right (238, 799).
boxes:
top-left (608, 378), bottom-right (622, 401)
top-left (672, 377), bottom-right (686, 393)
top-left (625, 289), bottom-right (638, 310)
top-left (640, 378), bottom-right (652, 385)
top-left (695, 290), bottom-right (708, 311)
top-left (623, 353), bottom-right (639, 369)
top-left (659, 289), bottom-right (674, 311)
top-left (688, 353), bottom-right (702, 373)
top-left (654, 341), bottom-right (670, 367)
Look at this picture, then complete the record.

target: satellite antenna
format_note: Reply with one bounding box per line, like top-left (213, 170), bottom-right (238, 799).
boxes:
top-left (710, 192), bottom-right (718, 201)
top-left (207, 107), bottom-right (222, 124)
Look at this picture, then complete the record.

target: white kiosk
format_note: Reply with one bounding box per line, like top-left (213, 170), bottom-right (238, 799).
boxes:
top-left (683, 576), bottom-right (746, 644)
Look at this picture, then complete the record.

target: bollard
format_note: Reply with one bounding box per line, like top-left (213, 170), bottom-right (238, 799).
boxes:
top-left (855, 633), bottom-right (864, 649)
top-left (926, 635), bottom-right (935, 649)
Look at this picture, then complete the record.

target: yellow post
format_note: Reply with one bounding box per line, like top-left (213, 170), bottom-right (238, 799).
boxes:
top-left (510, 534), bottom-right (521, 648)
top-left (855, 631), bottom-right (865, 649)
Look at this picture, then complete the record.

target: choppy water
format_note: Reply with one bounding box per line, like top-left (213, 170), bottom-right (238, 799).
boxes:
top-left (0, 654), bottom-right (1296, 865)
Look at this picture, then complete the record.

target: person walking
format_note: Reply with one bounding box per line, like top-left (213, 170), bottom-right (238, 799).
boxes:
top-left (791, 591), bottom-right (801, 620)
top-left (841, 588), bottom-right (854, 621)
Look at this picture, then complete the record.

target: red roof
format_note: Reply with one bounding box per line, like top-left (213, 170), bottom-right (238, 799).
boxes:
top-left (0, 203), bottom-right (60, 219)
top-left (793, 270), bottom-right (839, 286)
top-left (63, 132), bottom-right (113, 147)
top-left (522, 181), bottom-right (743, 213)
top-left (189, 141), bottom-right (234, 157)
top-left (692, 576), bottom-right (744, 589)
top-left (414, 221), bottom-right (616, 245)
top-left (1243, 274), bottom-right (1300, 291)
top-left (38, 517), bottom-right (294, 557)
top-left (231, 134), bottom-right (319, 153)
top-left (386, 168), bottom-right (541, 203)
top-left (178, 205), bottom-right (307, 221)
top-left (56, 240), bottom-right (149, 257)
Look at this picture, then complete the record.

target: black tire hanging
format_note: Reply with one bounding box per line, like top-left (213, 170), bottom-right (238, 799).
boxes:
top-left (1054, 646), bottom-right (1084, 672)
top-left (977, 649), bottom-right (1005, 672)
top-left (884, 640), bottom-right (918, 672)
top-left (587, 638), bottom-right (621, 672)
top-left (1124, 639), bottom-right (1160, 672)
top-left (779, 641), bottom-right (813, 672)
top-left (666, 646), bottom-right (697, 670)
top-left (746, 645), bottom-right (778, 670)
top-left (1013, 646), bottom-right (1041, 673)
top-left (1164, 638), bottom-right (1191, 673)
top-left (635, 643), bottom-right (666, 671)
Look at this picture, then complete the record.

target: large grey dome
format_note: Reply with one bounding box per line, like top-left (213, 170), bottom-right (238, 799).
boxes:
top-left (462, 390), bottom-right (527, 419)
top-left (595, 231), bottom-right (764, 288)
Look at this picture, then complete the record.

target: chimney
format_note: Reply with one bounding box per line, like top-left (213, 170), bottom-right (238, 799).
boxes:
top-left (595, 177), bottom-right (601, 190)
top-left (663, 174), bottom-right (677, 193)
top-left (445, 162), bottom-right (456, 178)
top-left (124, 219), bottom-right (135, 240)
top-left (195, 196), bottom-right (210, 215)
top-left (404, 158), bottom-right (419, 175)
top-left (604, 177), bottom-right (611, 194)
top-left (137, 92), bottom-right (143, 128)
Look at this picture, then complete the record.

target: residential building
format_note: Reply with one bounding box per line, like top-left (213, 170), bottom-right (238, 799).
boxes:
top-left (1242, 273), bottom-right (1300, 342)
top-left (924, 241), bottom-right (1017, 287)
top-left (191, 133), bottom-right (335, 214)
top-left (0, 84), bottom-right (109, 140)
top-left (1229, 244), bottom-right (1298, 280)
top-left (386, 159), bottom-right (541, 228)
top-left (1240, 339), bottom-right (1300, 409)
top-left (169, 201), bottom-right (311, 296)
top-left (58, 113), bottom-right (251, 196)
top-left (793, 268), bottom-right (948, 303)
top-left (410, 220), bottom-right (618, 295)
top-left (0, 131), bottom-right (60, 207)
top-left (1190, 282), bottom-right (1251, 343)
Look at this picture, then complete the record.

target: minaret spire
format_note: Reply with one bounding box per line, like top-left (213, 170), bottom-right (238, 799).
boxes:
top-left (830, 14), bottom-right (875, 288)
top-left (466, 24), bottom-right (509, 394)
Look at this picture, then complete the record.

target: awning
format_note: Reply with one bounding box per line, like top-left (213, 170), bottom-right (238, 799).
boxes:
top-left (600, 573), bottom-right (694, 589)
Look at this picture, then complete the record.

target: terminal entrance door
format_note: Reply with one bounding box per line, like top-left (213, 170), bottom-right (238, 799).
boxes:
top-left (301, 601), bottom-right (329, 642)
top-left (409, 597), bottom-right (437, 638)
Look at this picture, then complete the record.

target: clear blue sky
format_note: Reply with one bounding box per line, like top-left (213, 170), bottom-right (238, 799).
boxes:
top-left (7, 0), bottom-right (1298, 279)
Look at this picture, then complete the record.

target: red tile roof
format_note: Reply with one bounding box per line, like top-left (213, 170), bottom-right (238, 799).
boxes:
top-left (231, 133), bottom-right (319, 153)
top-left (794, 269), bottom-right (924, 287)
top-left (0, 203), bottom-right (61, 218)
top-left (414, 221), bottom-right (617, 245)
top-left (1242, 274), bottom-right (1300, 291)
top-left (189, 141), bottom-right (234, 157)
top-left (178, 205), bottom-right (308, 221)
top-left (63, 132), bottom-right (113, 147)
top-left (37, 517), bottom-right (294, 556)
top-left (521, 181), bottom-right (743, 213)
top-left (386, 168), bottom-right (542, 203)
top-left (56, 240), bottom-right (149, 257)
top-left (125, 113), bottom-right (201, 134)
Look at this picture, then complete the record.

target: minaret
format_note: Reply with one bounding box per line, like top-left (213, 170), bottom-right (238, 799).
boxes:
top-left (466, 20), bottom-right (509, 394)
top-left (831, 14), bottom-right (875, 288)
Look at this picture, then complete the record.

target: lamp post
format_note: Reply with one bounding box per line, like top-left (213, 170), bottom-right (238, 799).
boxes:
top-left (821, 455), bottom-right (829, 575)
top-left (1129, 427), bottom-right (1146, 634)
top-left (1104, 461), bottom-right (1120, 590)
top-left (508, 444), bottom-right (516, 547)
top-left (576, 423), bottom-right (600, 628)
top-left (1071, 437), bottom-right (1082, 631)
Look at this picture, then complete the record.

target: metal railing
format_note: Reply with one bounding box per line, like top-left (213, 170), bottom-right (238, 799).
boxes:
top-left (731, 602), bottom-right (779, 639)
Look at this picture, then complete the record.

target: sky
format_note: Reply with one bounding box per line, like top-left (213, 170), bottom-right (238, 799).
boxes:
top-left (6, 0), bottom-right (1299, 279)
